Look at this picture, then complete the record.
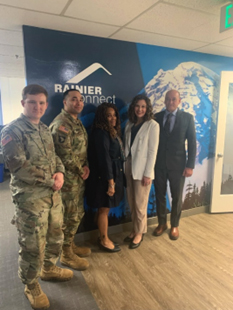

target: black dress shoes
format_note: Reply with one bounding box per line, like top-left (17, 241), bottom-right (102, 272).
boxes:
top-left (97, 237), bottom-right (119, 247)
top-left (123, 236), bottom-right (134, 242)
top-left (129, 235), bottom-right (143, 249)
top-left (99, 242), bottom-right (121, 253)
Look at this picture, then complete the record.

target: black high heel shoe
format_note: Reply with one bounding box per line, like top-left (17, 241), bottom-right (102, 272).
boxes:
top-left (123, 235), bottom-right (134, 242)
top-left (97, 237), bottom-right (119, 247)
top-left (129, 234), bottom-right (144, 249)
top-left (99, 242), bottom-right (121, 253)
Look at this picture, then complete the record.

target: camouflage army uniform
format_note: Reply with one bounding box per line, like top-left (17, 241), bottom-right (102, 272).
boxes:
top-left (1, 113), bottom-right (65, 285)
top-left (50, 109), bottom-right (88, 246)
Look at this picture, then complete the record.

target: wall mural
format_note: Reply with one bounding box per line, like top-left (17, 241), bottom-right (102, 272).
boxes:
top-left (23, 26), bottom-right (233, 231)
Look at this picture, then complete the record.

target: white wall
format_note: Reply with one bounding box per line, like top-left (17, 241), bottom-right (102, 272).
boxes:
top-left (0, 77), bottom-right (26, 125)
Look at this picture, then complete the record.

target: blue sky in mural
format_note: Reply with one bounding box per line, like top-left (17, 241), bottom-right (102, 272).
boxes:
top-left (135, 43), bottom-right (233, 168)
top-left (136, 43), bottom-right (233, 85)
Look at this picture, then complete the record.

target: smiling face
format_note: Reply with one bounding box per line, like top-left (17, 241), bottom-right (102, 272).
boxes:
top-left (134, 99), bottom-right (147, 121)
top-left (106, 107), bottom-right (117, 127)
top-left (21, 93), bottom-right (48, 124)
top-left (63, 90), bottom-right (84, 118)
top-left (164, 90), bottom-right (181, 112)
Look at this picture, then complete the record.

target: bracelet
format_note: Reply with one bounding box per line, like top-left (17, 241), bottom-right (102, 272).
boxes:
top-left (108, 183), bottom-right (115, 188)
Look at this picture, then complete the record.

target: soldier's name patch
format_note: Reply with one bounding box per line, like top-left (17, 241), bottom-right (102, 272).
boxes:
top-left (58, 126), bottom-right (69, 134)
top-left (59, 135), bottom-right (66, 143)
top-left (1, 134), bottom-right (12, 146)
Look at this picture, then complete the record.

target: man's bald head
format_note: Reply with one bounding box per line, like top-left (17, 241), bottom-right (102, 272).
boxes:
top-left (164, 90), bottom-right (181, 112)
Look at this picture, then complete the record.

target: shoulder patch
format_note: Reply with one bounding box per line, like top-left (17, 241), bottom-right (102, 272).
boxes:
top-left (59, 135), bottom-right (66, 143)
top-left (58, 125), bottom-right (69, 134)
top-left (1, 134), bottom-right (13, 146)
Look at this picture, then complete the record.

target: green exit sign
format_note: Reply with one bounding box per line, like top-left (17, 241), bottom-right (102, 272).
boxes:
top-left (220, 2), bottom-right (233, 32)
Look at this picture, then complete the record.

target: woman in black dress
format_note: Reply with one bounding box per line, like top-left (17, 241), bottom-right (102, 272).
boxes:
top-left (86, 102), bottom-right (125, 252)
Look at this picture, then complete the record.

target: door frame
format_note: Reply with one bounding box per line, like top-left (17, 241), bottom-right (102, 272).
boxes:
top-left (211, 71), bottom-right (233, 213)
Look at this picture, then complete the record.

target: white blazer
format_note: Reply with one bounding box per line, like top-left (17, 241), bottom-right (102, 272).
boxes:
top-left (124, 119), bottom-right (160, 180)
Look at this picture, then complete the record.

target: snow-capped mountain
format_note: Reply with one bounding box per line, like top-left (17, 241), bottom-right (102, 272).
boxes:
top-left (145, 62), bottom-right (221, 164)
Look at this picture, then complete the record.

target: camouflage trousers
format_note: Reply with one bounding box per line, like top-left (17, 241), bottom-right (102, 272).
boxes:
top-left (62, 179), bottom-right (85, 246)
top-left (14, 191), bottom-right (64, 285)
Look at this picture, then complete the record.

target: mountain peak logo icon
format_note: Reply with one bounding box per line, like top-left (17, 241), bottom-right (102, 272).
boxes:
top-left (66, 62), bottom-right (112, 84)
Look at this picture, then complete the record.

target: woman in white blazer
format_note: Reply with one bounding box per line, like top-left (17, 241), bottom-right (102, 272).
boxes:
top-left (124, 94), bottom-right (159, 249)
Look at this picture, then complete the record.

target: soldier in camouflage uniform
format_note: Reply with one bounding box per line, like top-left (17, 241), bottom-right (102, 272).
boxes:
top-left (50, 89), bottom-right (90, 271)
top-left (1, 85), bottom-right (73, 310)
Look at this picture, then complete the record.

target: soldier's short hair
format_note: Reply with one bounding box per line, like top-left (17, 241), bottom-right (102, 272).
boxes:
top-left (22, 84), bottom-right (48, 100)
top-left (63, 89), bottom-right (81, 100)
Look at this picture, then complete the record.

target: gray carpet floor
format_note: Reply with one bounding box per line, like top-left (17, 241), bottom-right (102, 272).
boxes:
top-left (0, 178), bottom-right (99, 310)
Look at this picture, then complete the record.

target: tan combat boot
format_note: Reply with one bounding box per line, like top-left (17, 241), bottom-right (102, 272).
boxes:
top-left (40, 265), bottom-right (73, 281)
top-left (72, 242), bottom-right (91, 257)
top-left (60, 245), bottom-right (89, 270)
top-left (24, 281), bottom-right (50, 310)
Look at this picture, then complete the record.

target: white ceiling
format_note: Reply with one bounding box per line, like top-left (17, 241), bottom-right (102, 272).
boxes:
top-left (0, 0), bottom-right (233, 79)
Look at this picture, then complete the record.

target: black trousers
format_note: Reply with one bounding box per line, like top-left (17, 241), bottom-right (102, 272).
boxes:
top-left (154, 168), bottom-right (185, 227)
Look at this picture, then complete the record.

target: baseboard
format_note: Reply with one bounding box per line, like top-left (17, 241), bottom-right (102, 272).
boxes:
top-left (74, 205), bottom-right (209, 243)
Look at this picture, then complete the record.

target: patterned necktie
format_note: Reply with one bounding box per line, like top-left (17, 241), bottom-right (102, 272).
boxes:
top-left (164, 113), bottom-right (172, 135)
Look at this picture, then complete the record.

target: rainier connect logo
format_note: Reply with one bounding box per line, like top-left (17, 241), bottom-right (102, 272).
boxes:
top-left (54, 63), bottom-right (116, 104)
top-left (66, 62), bottom-right (112, 84)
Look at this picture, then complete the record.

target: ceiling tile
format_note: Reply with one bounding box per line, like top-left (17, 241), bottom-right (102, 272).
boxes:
top-left (163, 0), bottom-right (228, 15)
top-left (0, 6), bottom-right (119, 37)
top-left (0, 0), bottom-right (232, 79)
top-left (64, 0), bottom-right (159, 26)
top-left (112, 28), bottom-right (207, 50)
top-left (195, 44), bottom-right (233, 57)
top-left (127, 3), bottom-right (213, 38)
top-left (0, 29), bottom-right (23, 46)
top-left (187, 15), bottom-right (233, 43)
top-left (0, 0), bottom-right (68, 14)
top-left (217, 37), bottom-right (233, 47)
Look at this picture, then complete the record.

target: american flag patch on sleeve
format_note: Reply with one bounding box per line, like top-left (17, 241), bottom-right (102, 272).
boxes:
top-left (58, 126), bottom-right (69, 134)
top-left (1, 134), bottom-right (13, 146)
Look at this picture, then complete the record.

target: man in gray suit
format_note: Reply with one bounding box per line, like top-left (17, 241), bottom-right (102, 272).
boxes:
top-left (153, 89), bottom-right (196, 240)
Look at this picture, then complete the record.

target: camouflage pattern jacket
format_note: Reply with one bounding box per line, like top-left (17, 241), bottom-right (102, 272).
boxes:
top-left (50, 109), bottom-right (88, 193)
top-left (1, 114), bottom-right (65, 202)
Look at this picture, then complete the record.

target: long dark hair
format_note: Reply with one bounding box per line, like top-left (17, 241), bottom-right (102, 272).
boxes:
top-left (128, 94), bottom-right (154, 123)
top-left (93, 102), bottom-right (121, 138)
